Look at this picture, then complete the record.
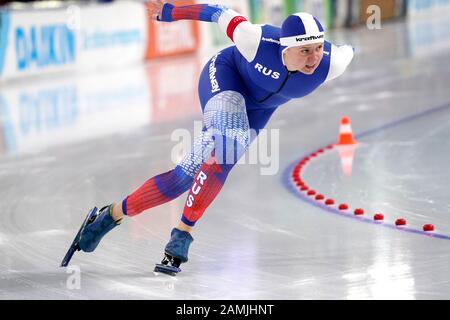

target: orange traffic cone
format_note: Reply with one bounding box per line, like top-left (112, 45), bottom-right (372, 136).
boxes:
top-left (337, 116), bottom-right (356, 145)
top-left (336, 116), bottom-right (357, 176)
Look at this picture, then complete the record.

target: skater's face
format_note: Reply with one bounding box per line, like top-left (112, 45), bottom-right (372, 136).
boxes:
top-left (283, 43), bottom-right (324, 74)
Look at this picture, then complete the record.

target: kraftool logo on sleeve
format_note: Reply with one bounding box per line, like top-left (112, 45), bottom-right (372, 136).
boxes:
top-left (14, 24), bottom-right (76, 71)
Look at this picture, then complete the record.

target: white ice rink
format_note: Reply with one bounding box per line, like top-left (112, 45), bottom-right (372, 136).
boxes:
top-left (1, 15), bottom-right (450, 299)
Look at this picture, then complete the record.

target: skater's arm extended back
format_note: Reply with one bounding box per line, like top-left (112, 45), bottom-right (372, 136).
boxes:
top-left (156, 2), bottom-right (261, 62)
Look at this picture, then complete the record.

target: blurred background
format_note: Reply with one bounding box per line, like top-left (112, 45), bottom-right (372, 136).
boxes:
top-left (0, 0), bottom-right (417, 156)
top-left (1, 0), bottom-right (448, 156)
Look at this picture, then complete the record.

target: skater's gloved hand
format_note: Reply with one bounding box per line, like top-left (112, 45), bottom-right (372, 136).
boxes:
top-left (146, 0), bottom-right (175, 21)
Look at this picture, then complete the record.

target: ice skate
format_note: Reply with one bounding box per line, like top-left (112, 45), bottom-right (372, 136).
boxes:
top-left (154, 228), bottom-right (194, 276)
top-left (60, 204), bottom-right (121, 267)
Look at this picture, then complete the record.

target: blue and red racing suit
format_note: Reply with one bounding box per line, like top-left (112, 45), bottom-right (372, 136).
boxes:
top-left (122, 3), bottom-right (354, 226)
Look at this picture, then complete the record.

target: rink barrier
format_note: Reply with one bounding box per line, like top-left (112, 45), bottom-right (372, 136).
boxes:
top-left (0, 1), bottom-right (148, 82)
top-left (0, 0), bottom-right (415, 83)
top-left (283, 101), bottom-right (450, 241)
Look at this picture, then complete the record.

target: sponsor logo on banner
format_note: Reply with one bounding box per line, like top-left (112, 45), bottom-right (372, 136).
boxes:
top-left (145, 0), bottom-right (200, 59)
top-left (0, 11), bottom-right (10, 76)
top-left (1, 1), bottom-right (147, 81)
top-left (14, 24), bottom-right (76, 71)
top-left (82, 29), bottom-right (142, 50)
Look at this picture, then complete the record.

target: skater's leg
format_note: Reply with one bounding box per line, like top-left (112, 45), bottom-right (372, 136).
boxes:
top-left (156, 93), bottom-right (278, 273)
top-left (181, 92), bottom-right (278, 228)
top-left (155, 91), bottom-right (250, 272)
top-left (175, 106), bottom-right (277, 233)
top-left (107, 168), bottom-right (192, 221)
top-left (122, 167), bottom-right (194, 217)
top-left (181, 158), bottom-right (234, 228)
top-left (62, 127), bottom-right (215, 266)
top-left (115, 124), bottom-right (216, 219)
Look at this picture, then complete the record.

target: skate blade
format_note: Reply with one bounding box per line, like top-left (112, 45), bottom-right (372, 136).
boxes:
top-left (60, 243), bottom-right (80, 267)
top-left (154, 263), bottom-right (181, 276)
top-left (60, 207), bottom-right (98, 267)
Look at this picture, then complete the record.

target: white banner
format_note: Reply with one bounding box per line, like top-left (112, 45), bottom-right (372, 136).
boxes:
top-left (0, 1), bottom-right (148, 82)
top-left (407, 0), bottom-right (450, 18)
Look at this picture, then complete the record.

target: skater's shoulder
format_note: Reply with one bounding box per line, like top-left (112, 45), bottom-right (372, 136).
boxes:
top-left (257, 26), bottom-right (282, 55)
top-left (326, 43), bottom-right (355, 82)
top-left (329, 43), bottom-right (354, 70)
top-left (260, 24), bottom-right (282, 43)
